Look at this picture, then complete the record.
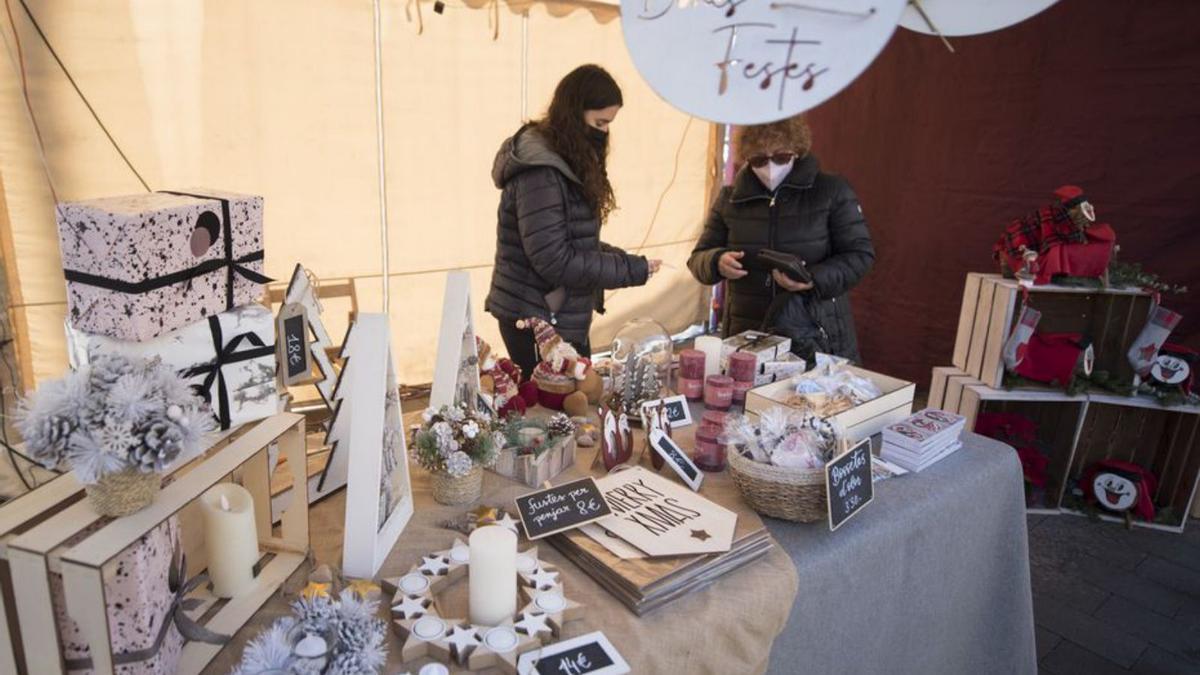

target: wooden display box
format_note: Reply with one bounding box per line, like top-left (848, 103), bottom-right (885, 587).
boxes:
top-left (745, 365), bottom-right (915, 441)
top-left (1061, 397), bottom-right (1200, 532)
top-left (953, 273), bottom-right (1153, 389)
top-left (491, 436), bottom-right (577, 488)
top-left (5, 413), bottom-right (308, 675)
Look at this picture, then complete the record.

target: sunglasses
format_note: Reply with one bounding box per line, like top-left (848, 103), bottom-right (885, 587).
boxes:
top-left (747, 152), bottom-right (797, 169)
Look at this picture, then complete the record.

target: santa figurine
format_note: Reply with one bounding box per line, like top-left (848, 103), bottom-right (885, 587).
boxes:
top-left (517, 317), bottom-right (604, 417)
top-left (476, 336), bottom-right (527, 418)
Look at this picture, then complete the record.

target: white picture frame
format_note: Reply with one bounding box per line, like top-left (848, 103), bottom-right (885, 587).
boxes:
top-left (337, 313), bottom-right (414, 578)
top-left (430, 270), bottom-right (484, 413)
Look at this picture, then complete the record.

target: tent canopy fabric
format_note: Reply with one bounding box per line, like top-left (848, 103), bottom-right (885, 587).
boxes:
top-left (0, 0), bottom-right (713, 389)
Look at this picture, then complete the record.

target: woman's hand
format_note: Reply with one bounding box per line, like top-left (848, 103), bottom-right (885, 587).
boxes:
top-left (718, 251), bottom-right (748, 280)
top-left (772, 269), bottom-right (814, 292)
top-left (647, 259), bottom-right (663, 276)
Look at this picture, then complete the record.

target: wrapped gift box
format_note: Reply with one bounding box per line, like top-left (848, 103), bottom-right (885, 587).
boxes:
top-left (757, 353), bottom-right (806, 386)
top-left (720, 331), bottom-right (792, 380)
top-left (57, 189), bottom-right (268, 342)
top-left (746, 365), bottom-right (915, 442)
top-left (67, 304), bottom-right (278, 430)
top-left (51, 518), bottom-right (183, 674)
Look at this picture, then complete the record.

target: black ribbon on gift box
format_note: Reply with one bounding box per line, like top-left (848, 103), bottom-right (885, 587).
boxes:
top-left (63, 551), bottom-right (229, 670)
top-left (62, 190), bottom-right (272, 311)
top-left (184, 314), bottom-right (276, 430)
top-left (734, 332), bottom-right (781, 354)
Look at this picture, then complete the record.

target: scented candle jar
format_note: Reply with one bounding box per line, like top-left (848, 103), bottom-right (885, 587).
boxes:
top-left (733, 380), bottom-right (754, 404)
top-left (704, 375), bottom-right (734, 411)
top-left (694, 423), bottom-right (726, 472)
top-left (678, 377), bottom-right (704, 400)
top-left (728, 351), bottom-right (758, 384)
top-left (679, 349), bottom-right (706, 380)
top-left (701, 409), bottom-right (727, 431)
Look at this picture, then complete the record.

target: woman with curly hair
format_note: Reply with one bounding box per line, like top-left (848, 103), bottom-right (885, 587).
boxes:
top-left (487, 64), bottom-right (660, 378)
top-left (687, 116), bottom-right (875, 362)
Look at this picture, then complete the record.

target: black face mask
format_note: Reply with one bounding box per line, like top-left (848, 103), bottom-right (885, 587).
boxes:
top-left (585, 126), bottom-right (609, 154)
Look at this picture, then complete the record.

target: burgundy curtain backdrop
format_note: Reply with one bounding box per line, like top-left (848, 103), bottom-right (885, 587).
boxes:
top-left (805, 0), bottom-right (1200, 388)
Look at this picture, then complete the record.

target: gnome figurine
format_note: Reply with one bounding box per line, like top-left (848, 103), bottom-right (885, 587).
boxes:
top-left (517, 317), bottom-right (604, 416)
top-left (476, 337), bottom-right (527, 418)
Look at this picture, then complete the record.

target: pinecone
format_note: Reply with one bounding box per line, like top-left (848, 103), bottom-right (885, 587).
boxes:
top-left (330, 616), bottom-right (386, 675)
top-left (24, 414), bottom-right (74, 465)
top-left (131, 417), bottom-right (184, 472)
top-left (547, 413), bottom-right (575, 438)
top-left (87, 354), bottom-right (135, 393)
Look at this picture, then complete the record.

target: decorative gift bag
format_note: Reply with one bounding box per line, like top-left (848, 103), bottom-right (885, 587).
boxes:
top-left (57, 189), bottom-right (268, 342)
top-left (51, 518), bottom-right (185, 674)
top-left (66, 304), bottom-right (279, 430)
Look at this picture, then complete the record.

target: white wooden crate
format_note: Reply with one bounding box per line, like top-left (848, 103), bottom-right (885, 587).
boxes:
top-left (745, 365), bottom-right (915, 442)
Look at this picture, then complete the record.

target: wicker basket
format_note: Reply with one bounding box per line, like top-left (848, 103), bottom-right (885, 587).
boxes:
top-left (431, 464), bottom-right (484, 506)
top-left (84, 470), bottom-right (162, 517)
top-left (727, 447), bottom-right (827, 523)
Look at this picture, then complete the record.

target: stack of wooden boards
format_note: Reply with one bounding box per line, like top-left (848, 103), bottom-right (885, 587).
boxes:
top-left (929, 273), bottom-right (1200, 533)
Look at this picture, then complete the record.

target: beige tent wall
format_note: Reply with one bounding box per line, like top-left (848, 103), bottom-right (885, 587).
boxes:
top-left (0, 0), bottom-right (711, 389)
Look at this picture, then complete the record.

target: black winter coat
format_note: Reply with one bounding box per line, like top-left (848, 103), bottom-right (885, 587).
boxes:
top-left (485, 125), bottom-right (649, 348)
top-left (687, 155), bottom-right (875, 362)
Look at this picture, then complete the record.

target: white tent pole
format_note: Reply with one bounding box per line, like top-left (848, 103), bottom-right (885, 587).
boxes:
top-left (373, 0), bottom-right (391, 315)
top-left (521, 11), bottom-right (529, 121)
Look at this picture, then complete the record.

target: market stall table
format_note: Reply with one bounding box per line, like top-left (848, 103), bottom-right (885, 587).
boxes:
top-left (765, 432), bottom-right (1036, 675)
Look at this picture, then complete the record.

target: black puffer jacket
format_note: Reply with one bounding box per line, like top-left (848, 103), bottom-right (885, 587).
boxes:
top-left (687, 155), bottom-right (874, 362)
top-left (485, 125), bottom-right (649, 347)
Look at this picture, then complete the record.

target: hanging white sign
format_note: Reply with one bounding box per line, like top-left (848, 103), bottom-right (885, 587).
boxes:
top-left (900, 0), bottom-right (1059, 38)
top-left (619, 0), bottom-right (907, 124)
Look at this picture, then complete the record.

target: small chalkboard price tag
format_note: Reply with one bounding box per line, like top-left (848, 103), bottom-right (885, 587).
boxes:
top-left (647, 427), bottom-right (703, 491)
top-left (515, 477), bottom-right (613, 540)
top-left (639, 394), bottom-right (693, 428)
top-left (517, 631), bottom-right (630, 675)
top-left (276, 302), bottom-right (313, 386)
top-left (825, 437), bottom-right (874, 532)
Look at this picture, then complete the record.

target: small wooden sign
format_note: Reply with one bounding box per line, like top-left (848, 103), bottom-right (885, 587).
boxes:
top-left (825, 437), bottom-right (874, 532)
top-left (595, 467), bottom-right (734, 557)
top-left (647, 428), bottom-right (703, 491)
top-left (639, 394), bottom-right (693, 428)
top-left (517, 631), bottom-right (629, 675)
top-left (276, 302), bottom-right (312, 386)
top-left (515, 477), bottom-right (613, 540)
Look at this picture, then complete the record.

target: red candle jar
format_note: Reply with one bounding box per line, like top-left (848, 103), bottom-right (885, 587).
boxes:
top-left (678, 377), bottom-right (704, 400)
top-left (704, 375), bottom-right (734, 410)
top-left (728, 352), bottom-right (758, 384)
top-left (732, 380), bottom-right (754, 404)
top-left (701, 409), bottom-right (727, 431)
top-left (679, 349), bottom-right (706, 380)
top-left (694, 423), bottom-right (726, 472)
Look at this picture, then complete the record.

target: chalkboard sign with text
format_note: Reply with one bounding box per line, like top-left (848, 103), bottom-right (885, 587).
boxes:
top-left (276, 303), bottom-right (312, 386)
top-left (640, 394), bottom-right (693, 428)
top-left (517, 631), bottom-right (630, 675)
top-left (515, 477), bottom-right (613, 540)
top-left (647, 428), bottom-right (703, 491)
top-left (825, 438), bottom-right (874, 532)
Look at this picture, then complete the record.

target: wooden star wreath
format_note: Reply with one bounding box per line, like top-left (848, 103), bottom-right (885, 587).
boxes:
top-left (383, 539), bottom-right (584, 673)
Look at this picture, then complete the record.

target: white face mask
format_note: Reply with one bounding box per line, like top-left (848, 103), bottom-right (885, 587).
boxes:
top-left (753, 158), bottom-right (794, 192)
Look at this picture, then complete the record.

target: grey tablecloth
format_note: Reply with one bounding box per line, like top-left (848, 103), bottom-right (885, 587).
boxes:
top-left (765, 432), bottom-right (1037, 675)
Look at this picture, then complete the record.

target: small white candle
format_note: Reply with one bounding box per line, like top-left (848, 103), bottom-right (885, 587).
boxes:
top-left (695, 335), bottom-right (723, 379)
top-left (199, 483), bottom-right (258, 598)
top-left (469, 525), bottom-right (517, 626)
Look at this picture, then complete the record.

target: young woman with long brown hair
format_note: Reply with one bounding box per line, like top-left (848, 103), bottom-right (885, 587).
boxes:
top-left (486, 64), bottom-right (660, 377)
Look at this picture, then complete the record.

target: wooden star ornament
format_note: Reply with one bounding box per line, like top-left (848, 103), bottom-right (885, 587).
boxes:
top-left (467, 623), bottom-right (540, 674)
top-left (519, 587), bottom-right (585, 637)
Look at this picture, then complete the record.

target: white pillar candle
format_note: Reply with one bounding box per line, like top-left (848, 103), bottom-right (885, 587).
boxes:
top-left (469, 525), bottom-right (517, 626)
top-left (695, 335), bottom-right (724, 379)
top-left (199, 483), bottom-right (259, 598)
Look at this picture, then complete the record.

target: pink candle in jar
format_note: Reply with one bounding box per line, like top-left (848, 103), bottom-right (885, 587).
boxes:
top-left (694, 423), bottom-right (727, 472)
top-left (678, 377), bottom-right (704, 400)
top-left (679, 349), bottom-right (706, 380)
top-left (733, 380), bottom-right (754, 404)
top-left (728, 352), bottom-right (758, 384)
top-left (704, 375), bottom-right (734, 410)
top-left (701, 409), bottom-right (727, 431)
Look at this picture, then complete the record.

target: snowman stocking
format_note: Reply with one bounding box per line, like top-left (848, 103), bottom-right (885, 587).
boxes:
top-left (1128, 306), bottom-right (1183, 376)
top-left (1003, 305), bottom-right (1042, 371)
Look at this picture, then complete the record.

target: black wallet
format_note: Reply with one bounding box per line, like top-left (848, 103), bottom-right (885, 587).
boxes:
top-left (756, 249), bottom-right (814, 284)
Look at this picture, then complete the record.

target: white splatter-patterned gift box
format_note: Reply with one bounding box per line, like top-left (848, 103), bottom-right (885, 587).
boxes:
top-left (56, 189), bottom-right (268, 342)
top-left (66, 304), bottom-right (279, 431)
